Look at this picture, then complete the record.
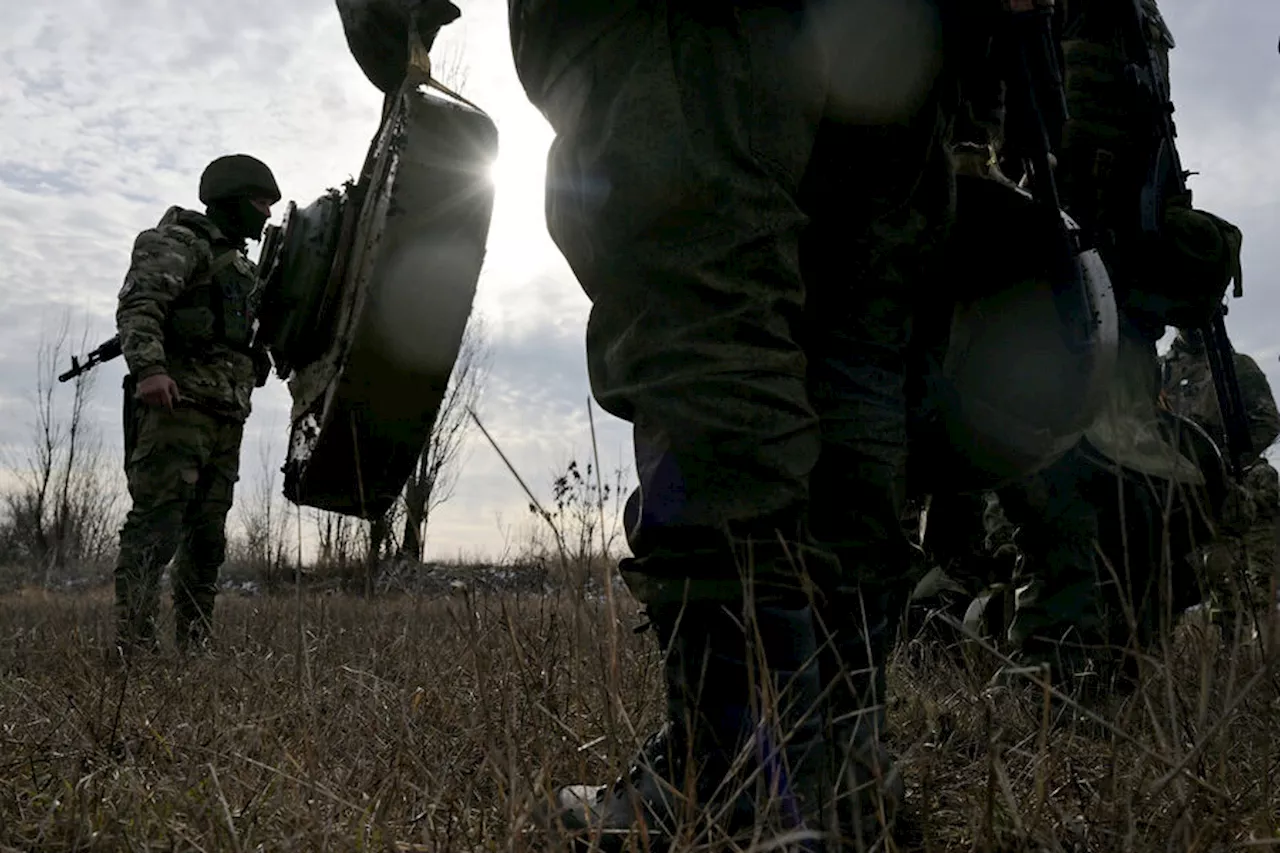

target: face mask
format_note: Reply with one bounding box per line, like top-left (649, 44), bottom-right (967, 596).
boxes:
top-left (208, 197), bottom-right (270, 243)
top-left (234, 196), bottom-right (270, 242)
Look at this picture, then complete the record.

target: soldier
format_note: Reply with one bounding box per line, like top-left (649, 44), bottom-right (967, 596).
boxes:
top-left (114, 154), bottom-right (280, 655)
top-left (937, 0), bottom-right (1246, 691)
top-left (1163, 328), bottom-right (1280, 632)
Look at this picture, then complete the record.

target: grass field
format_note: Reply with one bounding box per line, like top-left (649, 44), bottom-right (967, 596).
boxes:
top-left (1, 581), bottom-right (1276, 852)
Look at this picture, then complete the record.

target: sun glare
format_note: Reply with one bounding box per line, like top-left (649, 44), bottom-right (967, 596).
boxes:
top-left (486, 109), bottom-right (555, 223)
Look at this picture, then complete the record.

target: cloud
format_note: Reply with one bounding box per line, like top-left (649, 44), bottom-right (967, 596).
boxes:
top-left (0, 0), bottom-right (631, 558)
top-left (1156, 2), bottom-right (1280, 439)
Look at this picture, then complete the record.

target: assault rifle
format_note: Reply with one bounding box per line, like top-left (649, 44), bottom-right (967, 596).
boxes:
top-left (59, 335), bottom-right (122, 384)
top-left (1120, 0), bottom-right (1252, 478)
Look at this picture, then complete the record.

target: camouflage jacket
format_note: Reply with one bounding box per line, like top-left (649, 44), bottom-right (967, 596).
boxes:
top-left (1162, 336), bottom-right (1280, 466)
top-left (116, 206), bottom-right (262, 422)
top-left (1055, 0), bottom-right (1173, 232)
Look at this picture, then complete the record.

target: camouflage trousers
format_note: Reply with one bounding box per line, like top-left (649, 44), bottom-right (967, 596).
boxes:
top-left (530, 2), bottom-right (955, 612)
top-left (1000, 447), bottom-right (1106, 660)
top-left (115, 398), bottom-right (243, 651)
top-left (1202, 459), bottom-right (1280, 626)
top-left (1002, 447), bottom-right (1206, 679)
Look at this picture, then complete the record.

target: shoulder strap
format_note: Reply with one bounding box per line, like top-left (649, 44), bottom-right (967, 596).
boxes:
top-left (192, 248), bottom-right (242, 289)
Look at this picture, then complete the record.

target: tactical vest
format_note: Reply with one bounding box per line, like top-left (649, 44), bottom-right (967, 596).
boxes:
top-left (165, 248), bottom-right (259, 354)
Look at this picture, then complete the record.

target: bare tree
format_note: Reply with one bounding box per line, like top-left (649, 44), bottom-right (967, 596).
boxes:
top-left (2, 315), bottom-right (122, 581)
top-left (233, 435), bottom-right (294, 588)
top-left (359, 504), bottom-right (397, 595)
top-left (313, 508), bottom-right (357, 577)
top-left (431, 39), bottom-right (469, 94)
top-left (399, 314), bottom-right (493, 561)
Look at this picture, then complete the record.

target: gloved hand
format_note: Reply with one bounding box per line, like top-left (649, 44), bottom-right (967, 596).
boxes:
top-left (335, 0), bottom-right (461, 95)
top-left (951, 142), bottom-right (1018, 189)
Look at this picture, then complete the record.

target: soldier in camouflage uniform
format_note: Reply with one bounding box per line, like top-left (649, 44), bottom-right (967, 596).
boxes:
top-left (944, 0), bottom-right (1245, 688)
top-left (114, 154), bottom-right (281, 655)
top-left (1163, 329), bottom-right (1280, 629)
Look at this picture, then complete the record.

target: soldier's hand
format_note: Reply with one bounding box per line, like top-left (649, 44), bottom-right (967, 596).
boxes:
top-left (952, 143), bottom-right (1018, 189)
top-left (335, 0), bottom-right (461, 95)
top-left (136, 373), bottom-right (181, 411)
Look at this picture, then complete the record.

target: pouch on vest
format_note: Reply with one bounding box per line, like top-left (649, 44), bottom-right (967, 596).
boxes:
top-left (256, 80), bottom-right (498, 519)
top-left (1133, 194), bottom-right (1244, 328)
top-left (166, 250), bottom-right (243, 349)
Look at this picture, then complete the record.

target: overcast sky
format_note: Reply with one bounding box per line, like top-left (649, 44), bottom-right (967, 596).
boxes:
top-left (0, 0), bottom-right (1276, 561)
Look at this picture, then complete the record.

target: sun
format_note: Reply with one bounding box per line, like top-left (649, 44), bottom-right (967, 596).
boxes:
top-left (486, 106), bottom-right (556, 224)
top-left (471, 104), bottom-right (575, 320)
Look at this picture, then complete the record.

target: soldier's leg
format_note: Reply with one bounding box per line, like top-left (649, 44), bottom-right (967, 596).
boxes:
top-left (1096, 474), bottom-right (1177, 670)
top-left (921, 490), bottom-right (998, 597)
top-left (172, 416), bottom-right (242, 651)
top-left (803, 106), bottom-right (953, 844)
top-left (529, 5), bottom-right (838, 847)
top-left (114, 406), bottom-right (208, 652)
top-left (1244, 461), bottom-right (1280, 615)
top-left (1000, 447), bottom-right (1106, 683)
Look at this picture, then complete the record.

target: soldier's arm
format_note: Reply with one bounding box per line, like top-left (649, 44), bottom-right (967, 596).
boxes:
top-left (115, 225), bottom-right (203, 381)
top-left (1234, 352), bottom-right (1280, 457)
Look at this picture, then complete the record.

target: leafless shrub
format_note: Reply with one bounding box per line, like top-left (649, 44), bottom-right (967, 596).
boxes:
top-left (0, 316), bottom-right (123, 584)
top-left (227, 436), bottom-right (296, 589)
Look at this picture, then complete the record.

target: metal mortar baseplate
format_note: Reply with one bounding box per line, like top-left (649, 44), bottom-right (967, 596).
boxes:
top-left (256, 87), bottom-right (498, 519)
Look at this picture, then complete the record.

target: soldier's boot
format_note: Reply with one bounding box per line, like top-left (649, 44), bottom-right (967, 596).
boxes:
top-left (818, 592), bottom-right (904, 852)
top-left (543, 600), bottom-right (830, 852)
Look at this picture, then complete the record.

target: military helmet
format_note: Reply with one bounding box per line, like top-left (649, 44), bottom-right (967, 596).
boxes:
top-left (199, 154), bottom-right (282, 206)
top-left (912, 173), bottom-right (1120, 494)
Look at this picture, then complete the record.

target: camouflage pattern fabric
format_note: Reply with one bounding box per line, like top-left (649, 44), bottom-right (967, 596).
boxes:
top-left (513, 4), bottom-right (974, 845)
top-left (1241, 460), bottom-right (1280, 599)
top-left (524, 3), bottom-right (956, 613)
top-left (990, 0), bottom-right (1183, 683)
top-left (1055, 0), bottom-right (1172, 243)
top-left (1162, 336), bottom-right (1280, 465)
top-left (1164, 337), bottom-right (1280, 614)
top-left (116, 206), bottom-right (262, 423)
top-left (998, 447), bottom-right (1107, 668)
top-left (114, 205), bottom-right (259, 651)
top-left (1198, 460), bottom-right (1280, 619)
top-left (115, 401), bottom-right (243, 650)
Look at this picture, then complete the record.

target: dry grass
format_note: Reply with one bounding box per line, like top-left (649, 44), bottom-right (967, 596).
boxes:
top-left (1, 583), bottom-right (1277, 852)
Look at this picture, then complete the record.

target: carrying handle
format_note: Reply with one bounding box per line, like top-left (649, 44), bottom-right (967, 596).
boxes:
top-left (401, 22), bottom-right (487, 116)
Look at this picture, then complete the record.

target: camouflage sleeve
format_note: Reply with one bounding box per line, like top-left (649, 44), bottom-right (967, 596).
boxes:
top-left (115, 225), bottom-right (205, 380)
top-left (1234, 352), bottom-right (1280, 457)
